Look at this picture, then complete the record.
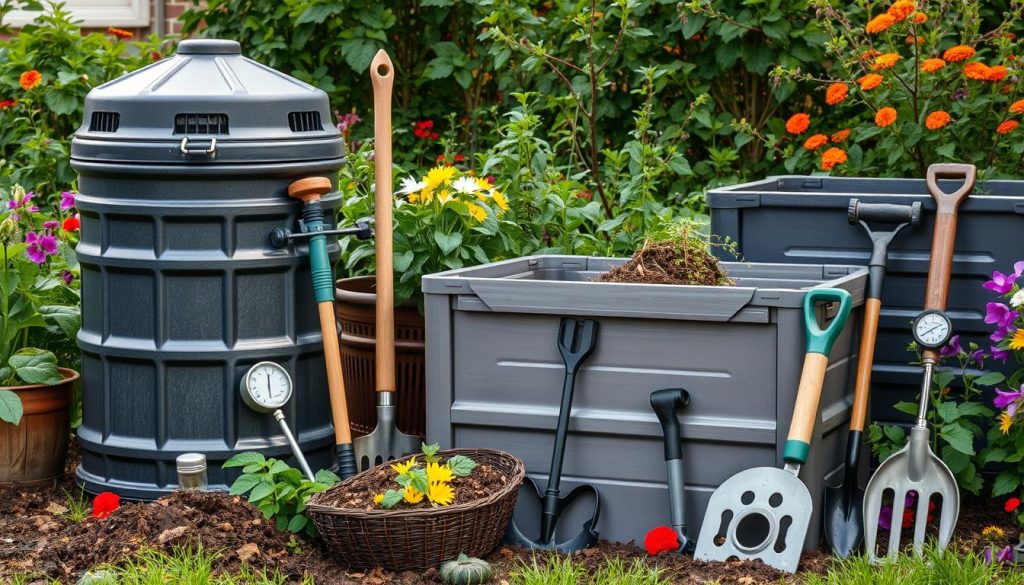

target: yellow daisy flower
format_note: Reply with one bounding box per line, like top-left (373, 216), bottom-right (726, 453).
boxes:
top-left (436, 189), bottom-right (452, 204)
top-left (427, 481), bottom-right (455, 506)
top-left (490, 189), bottom-right (509, 211)
top-left (407, 192), bottom-right (420, 204)
top-left (426, 461), bottom-right (454, 484)
top-left (373, 493), bottom-right (385, 505)
top-left (1000, 412), bottom-right (1014, 435)
top-left (464, 202), bottom-right (487, 221)
top-left (1009, 329), bottom-right (1024, 351)
top-left (474, 177), bottom-right (491, 191)
top-left (403, 485), bottom-right (424, 504)
top-left (983, 525), bottom-right (1006, 539)
top-left (390, 456), bottom-right (416, 475)
top-left (425, 165), bottom-right (457, 190)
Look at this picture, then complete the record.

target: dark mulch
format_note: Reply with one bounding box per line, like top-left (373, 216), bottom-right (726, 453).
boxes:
top-left (315, 460), bottom-right (508, 511)
top-left (0, 440), bottom-right (1018, 584)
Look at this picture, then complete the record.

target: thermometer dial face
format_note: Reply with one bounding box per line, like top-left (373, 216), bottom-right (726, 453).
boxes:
top-left (240, 362), bottom-right (293, 412)
top-left (912, 310), bottom-right (953, 349)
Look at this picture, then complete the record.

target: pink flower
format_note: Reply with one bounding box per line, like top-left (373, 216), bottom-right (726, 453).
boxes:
top-left (24, 231), bottom-right (46, 264)
top-left (984, 261), bottom-right (1024, 294)
top-left (59, 191), bottom-right (75, 211)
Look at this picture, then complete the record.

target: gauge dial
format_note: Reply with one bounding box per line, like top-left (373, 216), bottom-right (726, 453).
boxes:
top-left (240, 362), bottom-right (293, 412)
top-left (912, 310), bottom-right (953, 349)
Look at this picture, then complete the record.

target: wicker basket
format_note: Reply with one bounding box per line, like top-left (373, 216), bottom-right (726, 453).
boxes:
top-left (306, 448), bottom-right (525, 571)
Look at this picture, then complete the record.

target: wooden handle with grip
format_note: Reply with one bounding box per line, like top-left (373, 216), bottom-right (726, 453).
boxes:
top-left (849, 297), bottom-right (881, 432)
top-left (787, 353), bottom-right (830, 449)
top-left (371, 50), bottom-right (396, 394)
top-left (921, 163), bottom-right (975, 363)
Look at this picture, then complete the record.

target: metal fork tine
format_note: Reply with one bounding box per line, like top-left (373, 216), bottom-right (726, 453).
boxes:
top-left (888, 490), bottom-right (905, 560)
top-left (864, 484), bottom-right (882, 563)
top-left (937, 493), bottom-right (958, 551)
top-left (912, 492), bottom-right (929, 556)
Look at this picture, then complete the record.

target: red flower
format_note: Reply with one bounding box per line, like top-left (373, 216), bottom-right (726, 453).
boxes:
top-left (92, 492), bottom-right (120, 519)
top-left (106, 27), bottom-right (134, 40)
top-left (0, 99), bottom-right (15, 110)
top-left (62, 216), bottom-right (80, 232)
top-left (454, 153), bottom-right (466, 162)
top-left (644, 525), bottom-right (679, 555)
top-left (413, 120), bottom-right (437, 140)
top-left (1005, 497), bottom-right (1021, 512)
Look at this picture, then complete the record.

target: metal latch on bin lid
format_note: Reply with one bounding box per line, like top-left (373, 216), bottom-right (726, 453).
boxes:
top-left (179, 136), bottom-right (217, 159)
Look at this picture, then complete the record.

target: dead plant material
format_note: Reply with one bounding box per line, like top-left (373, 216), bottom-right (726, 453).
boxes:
top-left (600, 222), bottom-right (734, 287)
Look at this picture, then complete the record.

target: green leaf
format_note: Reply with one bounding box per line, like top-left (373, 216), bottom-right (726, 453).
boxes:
top-left (341, 38), bottom-right (377, 72)
top-left (941, 445), bottom-right (970, 474)
top-left (38, 305), bottom-right (80, 339)
top-left (286, 514), bottom-right (308, 533)
top-left (681, 15), bottom-right (706, 39)
top-left (9, 349), bottom-right (60, 385)
top-left (893, 401), bottom-right (919, 416)
top-left (936, 401), bottom-right (960, 423)
top-left (446, 455), bottom-right (476, 477)
top-left (993, 471), bottom-right (1021, 497)
top-left (395, 473), bottom-right (412, 488)
top-left (315, 469), bottom-right (340, 485)
top-left (228, 473), bottom-right (261, 496)
top-left (410, 468), bottom-right (429, 495)
top-left (258, 500), bottom-right (278, 520)
top-left (940, 423), bottom-right (976, 456)
top-left (421, 442), bottom-right (440, 462)
top-left (248, 480), bottom-right (276, 503)
top-left (381, 489), bottom-right (404, 508)
top-left (224, 452), bottom-right (265, 468)
top-left (0, 389), bottom-right (23, 425)
top-left (433, 230), bottom-right (462, 255)
top-left (882, 424), bottom-right (906, 445)
top-left (394, 250), bottom-right (414, 272)
top-left (268, 459), bottom-right (291, 475)
top-left (981, 447), bottom-right (1008, 466)
top-left (974, 372), bottom-right (1006, 387)
top-left (957, 402), bottom-right (994, 418)
top-left (43, 89), bottom-right (79, 116)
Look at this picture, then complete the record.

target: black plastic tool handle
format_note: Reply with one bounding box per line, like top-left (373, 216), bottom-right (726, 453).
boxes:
top-left (651, 388), bottom-right (689, 462)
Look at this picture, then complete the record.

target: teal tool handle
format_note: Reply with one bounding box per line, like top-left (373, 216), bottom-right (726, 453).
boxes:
top-left (301, 205), bottom-right (334, 304)
top-left (803, 288), bottom-right (852, 356)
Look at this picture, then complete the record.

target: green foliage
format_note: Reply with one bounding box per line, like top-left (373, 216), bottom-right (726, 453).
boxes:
top-left (509, 554), bottom-right (668, 585)
top-left (375, 442), bottom-right (474, 509)
top-left (62, 487), bottom-right (90, 523)
top-left (803, 543), bottom-right (1016, 584)
top-left (94, 544), bottom-right (314, 585)
top-left (867, 341), bottom-right (995, 495)
top-left (223, 452), bottom-right (339, 538)
top-left (0, 1), bottom-right (166, 198)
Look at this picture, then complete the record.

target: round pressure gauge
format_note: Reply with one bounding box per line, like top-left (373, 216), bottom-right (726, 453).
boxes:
top-left (240, 361), bottom-right (293, 413)
top-left (912, 310), bottom-right (953, 349)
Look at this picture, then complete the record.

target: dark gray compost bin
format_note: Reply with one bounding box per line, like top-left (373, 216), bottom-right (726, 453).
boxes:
top-left (423, 256), bottom-right (868, 549)
top-left (70, 39), bottom-right (343, 499)
top-left (709, 176), bottom-right (1024, 425)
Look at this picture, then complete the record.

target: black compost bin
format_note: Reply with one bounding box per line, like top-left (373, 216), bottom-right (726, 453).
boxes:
top-left (70, 39), bottom-right (344, 499)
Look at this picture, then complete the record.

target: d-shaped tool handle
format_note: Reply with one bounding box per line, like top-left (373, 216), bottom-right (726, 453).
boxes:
top-left (557, 318), bottom-right (598, 374)
top-left (784, 288), bottom-right (853, 466)
top-left (926, 163), bottom-right (976, 214)
top-left (650, 388), bottom-right (689, 462)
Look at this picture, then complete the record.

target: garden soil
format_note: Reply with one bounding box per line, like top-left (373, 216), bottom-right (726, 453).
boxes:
top-left (599, 237), bottom-right (732, 286)
top-left (0, 439), bottom-right (1017, 584)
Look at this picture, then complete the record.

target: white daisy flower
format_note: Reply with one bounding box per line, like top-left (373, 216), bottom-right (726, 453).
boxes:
top-left (1011, 289), bottom-right (1024, 309)
top-left (396, 176), bottom-right (427, 195)
top-left (451, 176), bottom-right (481, 195)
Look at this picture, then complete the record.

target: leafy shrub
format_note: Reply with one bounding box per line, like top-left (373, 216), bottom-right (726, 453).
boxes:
top-left (0, 1), bottom-right (165, 198)
top-left (223, 452), bottom-right (339, 537)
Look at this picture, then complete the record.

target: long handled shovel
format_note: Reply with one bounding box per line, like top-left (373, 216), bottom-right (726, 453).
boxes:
top-left (650, 388), bottom-right (695, 555)
top-left (287, 177), bottom-right (358, 479)
top-left (353, 49), bottom-right (419, 470)
top-left (824, 199), bottom-right (921, 557)
top-left (695, 288), bottom-right (852, 573)
top-left (863, 163), bottom-right (975, 562)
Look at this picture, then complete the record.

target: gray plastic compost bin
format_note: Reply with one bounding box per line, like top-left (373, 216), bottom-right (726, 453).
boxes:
top-left (70, 39), bottom-right (344, 499)
top-left (423, 256), bottom-right (868, 549)
top-left (709, 176), bottom-right (1024, 425)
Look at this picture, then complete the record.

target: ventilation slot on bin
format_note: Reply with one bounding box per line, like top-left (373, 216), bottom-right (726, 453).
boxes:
top-left (288, 111), bottom-right (322, 132)
top-left (174, 113), bottom-right (229, 135)
top-left (89, 112), bottom-right (120, 133)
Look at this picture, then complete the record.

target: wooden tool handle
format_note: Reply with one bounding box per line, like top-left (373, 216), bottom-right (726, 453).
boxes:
top-left (785, 353), bottom-right (830, 459)
top-left (371, 49), bottom-right (396, 393)
top-left (849, 298), bottom-right (881, 432)
top-left (319, 302), bottom-right (352, 444)
top-left (921, 163), bottom-right (974, 362)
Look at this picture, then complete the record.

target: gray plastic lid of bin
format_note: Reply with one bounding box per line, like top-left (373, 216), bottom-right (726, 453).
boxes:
top-left (70, 39), bottom-right (342, 164)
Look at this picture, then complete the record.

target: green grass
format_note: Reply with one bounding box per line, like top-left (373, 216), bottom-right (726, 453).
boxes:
top-left (509, 554), bottom-right (668, 585)
top-left (79, 544), bottom-right (313, 585)
top-left (62, 487), bottom-right (91, 523)
top-left (803, 544), bottom-right (1023, 585)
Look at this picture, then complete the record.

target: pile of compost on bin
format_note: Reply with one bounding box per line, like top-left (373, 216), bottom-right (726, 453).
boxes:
top-left (600, 221), bottom-right (735, 286)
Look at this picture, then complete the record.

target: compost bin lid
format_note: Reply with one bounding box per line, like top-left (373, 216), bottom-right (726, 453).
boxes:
top-left (70, 39), bottom-right (343, 165)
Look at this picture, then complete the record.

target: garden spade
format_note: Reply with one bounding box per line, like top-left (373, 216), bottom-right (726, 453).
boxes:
top-left (824, 198), bottom-right (921, 557)
top-left (695, 288), bottom-right (852, 573)
top-left (353, 49), bottom-right (419, 471)
top-left (863, 163), bottom-right (975, 563)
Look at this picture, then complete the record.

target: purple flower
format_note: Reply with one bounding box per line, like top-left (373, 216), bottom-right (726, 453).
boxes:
top-left (26, 206), bottom-right (38, 212)
top-left (25, 244), bottom-right (45, 264)
top-left (62, 269), bottom-right (74, 284)
top-left (985, 545), bottom-right (1014, 565)
top-left (968, 348), bottom-right (985, 368)
top-left (985, 262), bottom-right (1024, 295)
top-left (6, 200), bottom-right (17, 209)
top-left (940, 335), bottom-right (962, 358)
top-left (39, 233), bottom-right (57, 255)
top-left (43, 220), bottom-right (58, 229)
top-left (953, 88), bottom-right (969, 100)
top-left (992, 345), bottom-right (1012, 363)
top-left (59, 191), bottom-right (75, 211)
top-left (986, 302), bottom-right (1016, 330)
top-left (879, 504), bottom-right (893, 530)
top-left (994, 386), bottom-right (1024, 416)
top-left (985, 546), bottom-right (994, 564)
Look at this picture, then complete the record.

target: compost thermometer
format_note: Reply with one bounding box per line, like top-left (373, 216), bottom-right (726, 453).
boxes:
top-left (239, 361), bottom-right (315, 481)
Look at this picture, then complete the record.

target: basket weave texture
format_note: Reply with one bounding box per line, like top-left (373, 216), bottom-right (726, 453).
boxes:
top-left (306, 448), bottom-right (525, 571)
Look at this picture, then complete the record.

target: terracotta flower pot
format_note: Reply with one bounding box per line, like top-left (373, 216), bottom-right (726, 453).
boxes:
top-left (334, 276), bottom-right (426, 438)
top-left (0, 367), bottom-right (77, 484)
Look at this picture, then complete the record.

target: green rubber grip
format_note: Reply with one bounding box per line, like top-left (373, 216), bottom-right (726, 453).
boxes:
top-left (308, 232), bottom-right (333, 303)
top-left (803, 288), bottom-right (853, 356)
top-left (783, 440), bottom-right (810, 465)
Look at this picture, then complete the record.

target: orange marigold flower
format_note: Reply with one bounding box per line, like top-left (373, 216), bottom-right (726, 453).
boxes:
top-left (888, 0), bottom-right (916, 21)
top-left (997, 120), bottom-right (1019, 135)
top-left (0, 98), bottom-right (15, 110)
top-left (858, 73), bottom-right (884, 90)
top-left (862, 49), bottom-right (881, 61)
top-left (872, 53), bottom-right (901, 70)
top-left (785, 113), bottom-right (811, 135)
top-left (19, 70), bottom-right (41, 91)
top-left (964, 62), bottom-right (991, 80)
top-left (821, 147), bottom-right (849, 171)
top-left (107, 27), bottom-right (133, 39)
top-left (913, 11), bottom-right (927, 24)
top-left (875, 107), bottom-right (898, 127)
top-left (866, 14), bottom-right (897, 34)
top-left (921, 58), bottom-right (946, 73)
top-left (943, 45), bottom-right (976, 62)
top-left (1010, 99), bottom-right (1024, 114)
top-left (804, 134), bottom-right (829, 150)
top-left (906, 35), bottom-right (925, 45)
top-left (826, 83), bottom-right (849, 105)
top-left (925, 110), bottom-right (951, 130)
top-left (987, 65), bottom-right (1009, 82)
top-left (831, 128), bottom-right (852, 143)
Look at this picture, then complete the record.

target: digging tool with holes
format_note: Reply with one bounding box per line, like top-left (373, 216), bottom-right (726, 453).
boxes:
top-left (353, 50), bottom-right (419, 471)
top-left (824, 199), bottom-right (922, 557)
top-left (288, 176), bottom-right (358, 479)
top-left (695, 288), bottom-right (852, 573)
top-left (862, 163), bottom-right (975, 562)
